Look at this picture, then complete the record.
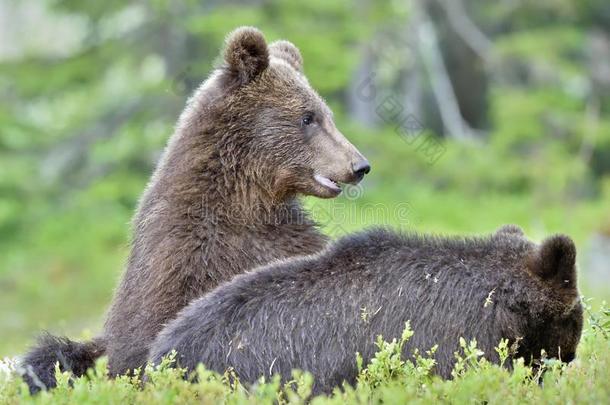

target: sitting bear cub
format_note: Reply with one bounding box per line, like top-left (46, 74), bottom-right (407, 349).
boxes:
top-left (21, 26), bottom-right (370, 392)
top-left (149, 225), bottom-right (583, 394)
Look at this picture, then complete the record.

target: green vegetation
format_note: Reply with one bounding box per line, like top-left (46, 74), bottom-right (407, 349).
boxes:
top-left (1, 305), bottom-right (608, 403)
top-left (1, 0), bottom-right (610, 402)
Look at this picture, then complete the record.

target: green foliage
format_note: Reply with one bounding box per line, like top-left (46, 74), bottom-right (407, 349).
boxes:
top-left (1, 2), bottom-right (610, 403)
top-left (582, 299), bottom-right (610, 340)
top-left (451, 337), bottom-right (485, 378)
top-left (1, 306), bottom-right (609, 404)
top-left (356, 322), bottom-right (437, 391)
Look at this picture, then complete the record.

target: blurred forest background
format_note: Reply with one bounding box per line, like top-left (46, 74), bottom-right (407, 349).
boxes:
top-left (1, 0), bottom-right (609, 356)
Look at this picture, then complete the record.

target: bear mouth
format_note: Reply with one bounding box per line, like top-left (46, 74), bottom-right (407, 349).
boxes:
top-left (314, 174), bottom-right (342, 194)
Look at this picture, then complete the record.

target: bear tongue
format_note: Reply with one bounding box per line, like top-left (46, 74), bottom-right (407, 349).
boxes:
top-left (314, 174), bottom-right (342, 192)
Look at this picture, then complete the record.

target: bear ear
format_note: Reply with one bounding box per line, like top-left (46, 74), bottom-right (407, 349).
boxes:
top-left (528, 234), bottom-right (577, 290)
top-left (269, 40), bottom-right (303, 73)
top-left (223, 26), bottom-right (269, 85)
top-left (495, 224), bottom-right (525, 237)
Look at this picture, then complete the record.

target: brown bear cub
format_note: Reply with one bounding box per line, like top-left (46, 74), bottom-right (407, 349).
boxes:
top-left (21, 27), bottom-right (369, 392)
top-left (149, 225), bottom-right (583, 395)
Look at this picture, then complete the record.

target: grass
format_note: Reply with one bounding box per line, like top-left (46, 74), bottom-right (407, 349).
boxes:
top-left (1, 304), bottom-right (608, 404)
top-left (1, 123), bottom-right (610, 403)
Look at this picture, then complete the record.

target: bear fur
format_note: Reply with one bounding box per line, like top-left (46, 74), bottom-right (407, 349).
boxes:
top-left (21, 26), bottom-right (369, 392)
top-left (149, 225), bottom-right (584, 395)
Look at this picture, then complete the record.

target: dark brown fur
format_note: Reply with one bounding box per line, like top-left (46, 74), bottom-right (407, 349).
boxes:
top-left (149, 225), bottom-right (583, 395)
top-left (21, 26), bottom-right (369, 390)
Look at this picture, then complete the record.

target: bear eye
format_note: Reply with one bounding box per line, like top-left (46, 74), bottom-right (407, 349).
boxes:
top-left (301, 113), bottom-right (315, 127)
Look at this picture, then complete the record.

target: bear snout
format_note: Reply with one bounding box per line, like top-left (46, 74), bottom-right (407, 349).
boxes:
top-left (351, 159), bottom-right (371, 183)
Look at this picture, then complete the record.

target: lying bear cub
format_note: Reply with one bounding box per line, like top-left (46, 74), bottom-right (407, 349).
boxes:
top-left (149, 225), bottom-right (583, 394)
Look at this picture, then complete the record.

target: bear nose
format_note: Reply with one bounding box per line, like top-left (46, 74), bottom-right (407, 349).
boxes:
top-left (352, 159), bottom-right (371, 179)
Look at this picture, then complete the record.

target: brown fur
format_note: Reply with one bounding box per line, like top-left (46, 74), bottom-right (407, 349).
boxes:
top-left (20, 26), bottom-right (370, 389)
top-left (149, 226), bottom-right (583, 394)
top-left (104, 26), bottom-right (369, 375)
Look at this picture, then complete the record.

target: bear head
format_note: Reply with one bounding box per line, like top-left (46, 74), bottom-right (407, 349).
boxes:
top-left (204, 26), bottom-right (370, 199)
top-left (498, 230), bottom-right (584, 365)
top-left (523, 234), bottom-right (583, 363)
